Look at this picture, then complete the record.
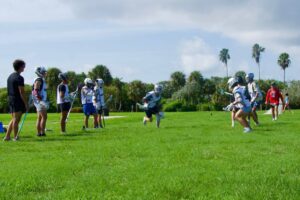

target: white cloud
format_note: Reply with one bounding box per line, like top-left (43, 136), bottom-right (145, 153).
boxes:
top-left (179, 37), bottom-right (220, 76)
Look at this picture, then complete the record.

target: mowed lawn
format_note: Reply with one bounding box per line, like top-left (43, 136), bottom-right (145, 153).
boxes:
top-left (0, 111), bottom-right (299, 200)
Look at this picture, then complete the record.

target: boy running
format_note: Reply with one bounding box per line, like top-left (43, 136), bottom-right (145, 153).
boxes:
top-left (139, 84), bottom-right (164, 128)
top-left (226, 77), bottom-right (252, 133)
top-left (245, 73), bottom-right (262, 125)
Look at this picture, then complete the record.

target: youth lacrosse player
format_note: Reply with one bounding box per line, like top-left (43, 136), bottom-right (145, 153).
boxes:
top-left (4, 59), bottom-right (27, 141)
top-left (81, 78), bottom-right (97, 130)
top-left (57, 72), bottom-right (72, 134)
top-left (265, 82), bottom-right (284, 121)
top-left (226, 77), bottom-right (252, 133)
top-left (139, 84), bottom-right (164, 128)
top-left (93, 79), bottom-right (105, 128)
top-left (32, 67), bottom-right (49, 137)
top-left (245, 73), bottom-right (262, 125)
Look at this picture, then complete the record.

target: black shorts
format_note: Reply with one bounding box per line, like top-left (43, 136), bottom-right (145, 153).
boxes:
top-left (57, 102), bottom-right (71, 113)
top-left (145, 106), bottom-right (159, 118)
top-left (8, 97), bottom-right (26, 113)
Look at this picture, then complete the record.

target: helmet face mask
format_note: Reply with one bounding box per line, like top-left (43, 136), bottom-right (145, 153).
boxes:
top-left (84, 78), bottom-right (94, 88)
top-left (227, 77), bottom-right (238, 90)
top-left (58, 72), bottom-right (68, 81)
top-left (96, 79), bottom-right (104, 88)
top-left (154, 84), bottom-right (163, 94)
top-left (35, 66), bottom-right (47, 77)
top-left (245, 73), bottom-right (254, 83)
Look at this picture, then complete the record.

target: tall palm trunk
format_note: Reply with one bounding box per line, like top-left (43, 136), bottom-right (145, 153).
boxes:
top-left (226, 63), bottom-right (228, 78)
top-left (284, 69), bottom-right (286, 85)
top-left (258, 62), bottom-right (260, 81)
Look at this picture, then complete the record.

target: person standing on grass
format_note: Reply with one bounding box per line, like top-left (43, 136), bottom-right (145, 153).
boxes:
top-left (32, 67), bottom-right (48, 137)
top-left (93, 78), bottom-right (105, 128)
top-left (81, 78), bottom-right (97, 130)
top-left (245, 73), bottom-right (262, 125)
top-left (4, 59), bottom-right (27, 141)
top-left (265, 82), bottom-right (284, 121)
top-left (227, 77), bottom-right (252, 133)
top-left (138, 84), bottom-right (164, 128)
top-left (57, 72), bottom-right (71, 134)
top-left (283, 93), bottom-right (291, 113)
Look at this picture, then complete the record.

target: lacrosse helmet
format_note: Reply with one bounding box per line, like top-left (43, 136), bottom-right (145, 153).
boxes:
top-left (154, 84), bottom-right (163, 94)
top-left (245, 73), bottom-right (254, 83)
top-left (227, 77), bottom-right (238, 90)
top-left (58, 72), bottom-right (68, 81)
top-left (35, 66), bottom-right (47, 77)
top-left (84, 78), bottom-right (93, 85)
top-left (95, 78), bottom-right (104, 87)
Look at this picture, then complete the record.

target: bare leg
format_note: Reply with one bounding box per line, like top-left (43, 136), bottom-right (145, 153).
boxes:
top-left (84, 115), bottom-right (89, 128)
top-left (61, 111), bottom-right (68, 132)
top-left (40, 110), bottom-right (47, 134)
top-left (36, 112), bottom-right (42, 134)
top-left (13, 112), bottom-right (23, 138)
top-left (93, 114), bottom-right (98, 128)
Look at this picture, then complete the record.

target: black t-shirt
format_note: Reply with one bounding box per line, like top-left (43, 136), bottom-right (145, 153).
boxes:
top-left (59, 84), bottom-right (66, 93)
top-left (7, 72), bottom-right (24, 100)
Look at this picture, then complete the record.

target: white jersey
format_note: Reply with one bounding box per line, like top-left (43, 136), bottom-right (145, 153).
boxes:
top-left (247, 81), bottom-right (262, 101)
top-left (144, 91), bottom-right (161, 109)
top-left (233, 86), bottom-right (251, 109)
top-left (93, 87), bottom-right (105, 106)
top-left (57, 83), bottom-right (70, 104)
top-left (81, 86), bottom-right (94, 104)
top-left (32, 77), bottom-right (47, 104)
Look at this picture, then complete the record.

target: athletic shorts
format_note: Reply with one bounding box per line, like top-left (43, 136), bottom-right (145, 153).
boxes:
top-left (145, 106), bottom-right (159, 118)
top-left (270, 103), bottom-right (279, 107)
top-left (57, 102), bottom-right (71, 113)
top-left (241, 106), bottom-right (251, 113)
top-left (8, 96), bottom-right (26, 113)
top-left (83, 103), bottom-right (96, 116)
top-left (251, 101), bottom-right (261, 109)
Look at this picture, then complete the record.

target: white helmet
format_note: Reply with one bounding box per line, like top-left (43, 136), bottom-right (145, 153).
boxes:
top-left (227, 77), bottom-right (238, 90)
top-left (95, 78), bottom-right (104, 87)
top-left (245, 73), bottom-right (254, 83)
top-left (35, 66), bottom-right (47, 77)
top-left (154, 84), bottom-right (163, 94)
top-left (84, 78), bottom-right (93, 86)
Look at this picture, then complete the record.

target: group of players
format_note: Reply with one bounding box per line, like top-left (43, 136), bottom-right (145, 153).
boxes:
top-left (225, 72), bottom-right (289, 133)
top-left (3, 59), bottom-right (291, 140)
top-left (3, 59), bottom-right (164, 141)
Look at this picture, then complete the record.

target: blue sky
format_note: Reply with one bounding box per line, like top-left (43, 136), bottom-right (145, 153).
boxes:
top-left (0, 0), bottom-right (299, 87)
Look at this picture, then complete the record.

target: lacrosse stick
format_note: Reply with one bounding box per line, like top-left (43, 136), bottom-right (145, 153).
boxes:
top-left (17, 95), bottom-right (34, 137)
top-left (65, 87), bottom-right (79, 123)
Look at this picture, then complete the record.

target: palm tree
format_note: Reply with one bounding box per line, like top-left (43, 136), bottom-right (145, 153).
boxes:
top-left (252, 43), bottom-right (265, 81)
top-left (277, 53), bottom-right (291, 85)
top-left (219, 48), bottom-right (230, 77)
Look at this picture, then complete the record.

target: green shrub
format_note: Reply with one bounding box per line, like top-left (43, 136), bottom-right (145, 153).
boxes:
top-left (163, 101), bottom-right (182, 112)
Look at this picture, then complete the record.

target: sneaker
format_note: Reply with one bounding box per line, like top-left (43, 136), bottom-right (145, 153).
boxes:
top-left (143, 117), bottom-right (147, 125)
top-left (13, 136), bottom-right (19, 141)
top-left (37, 133), bottom-right (42, 137)
top-left (99, 124), bottom-right (103, 128)
top-left (272, 118), bottom-right (275, 121)
top-left (243, 127), bottom-right (252, 133)
top-left (61, 131), bottom-right (66, 135)
top-left (82, 126), bottom-right (86, 130)
top-left (41, 133), bottom-right (46, 137)
top-left (3, 137), bottom-right (10, 141)
top-left (275, 117), bottom-right (278, 121)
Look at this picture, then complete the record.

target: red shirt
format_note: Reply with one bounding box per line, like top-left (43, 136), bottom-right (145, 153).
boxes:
top-left (265, 88), bottom-right (283, 105)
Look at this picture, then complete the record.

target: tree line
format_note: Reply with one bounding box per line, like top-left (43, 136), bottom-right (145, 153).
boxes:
top-left (0, 64), bottom-right (299, 113)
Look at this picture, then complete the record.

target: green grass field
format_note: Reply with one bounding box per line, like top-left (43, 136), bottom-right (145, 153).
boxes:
top-left (0, 111), bottom-right (299, 200)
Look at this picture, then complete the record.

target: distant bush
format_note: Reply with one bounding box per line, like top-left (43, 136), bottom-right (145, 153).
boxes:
top-left (179, 104), bottom-right (197, 112)
top-left (163, 101), bottom-right (183, 112)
